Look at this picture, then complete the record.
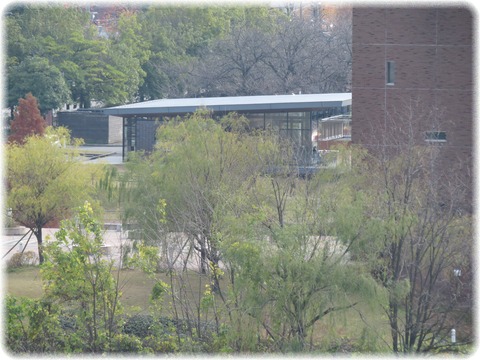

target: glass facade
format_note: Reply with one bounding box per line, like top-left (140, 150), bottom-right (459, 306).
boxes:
top-left (318, 120), bottom-right (351, 140)
top-left (245, 111), bottom-right (313, 165)
top-left (123, 105), bottom-right (351, 165)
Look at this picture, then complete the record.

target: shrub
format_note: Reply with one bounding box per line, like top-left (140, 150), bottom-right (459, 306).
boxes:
top-left (142, 335), bottom-right (178, 353)
top-left (7, 251), bottom-right (38, 269)
top-left (5, 295), bottom-right (65, 353)
top-left (110, 333), bottom-right (146, 353)
top-left (123, 314), bottom-right (154, 338)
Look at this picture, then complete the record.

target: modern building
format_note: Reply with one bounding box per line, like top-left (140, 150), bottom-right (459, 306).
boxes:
top-left (102, 93), bottom-right (352, 163)
top-left (57, 110), bottom-right (122, 144)
top-left (351, 7), bottom-right (473, 209)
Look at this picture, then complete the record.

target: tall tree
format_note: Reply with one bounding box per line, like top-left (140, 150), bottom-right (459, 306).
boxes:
top-left (122, 111), bottom-right (265, 273)
top-left (6, 127), bottom-right (97, 264)
top-left (219, 144), bottom-right (380, 352)
top-left (354, 100), bottom-right (473, 353)
top-left (193, 7), bottom-right (352, 97)
top-left (5, 4), bottom-right (91, 66)
top-left (7, 56), bottom-right (71, 116)
top-left (6, 5), bottom-right (89, 107)
top-left (193, 24), bottom-right (271, 97)
top-left (136, 5), bottom-right (234, 100)
top-left (262, 15), bottom-right (350, 94)
top-left (5, 4), bottom-right (141, 108)
top-left (8, 93), bottom-right (47, 145)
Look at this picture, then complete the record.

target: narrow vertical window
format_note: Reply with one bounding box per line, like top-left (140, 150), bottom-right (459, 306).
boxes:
top-left (387, 61), bottom-right (395, 85)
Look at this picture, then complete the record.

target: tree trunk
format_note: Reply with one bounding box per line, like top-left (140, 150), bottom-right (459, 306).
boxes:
top-left (390, 302), bottom-right (399, 353)
top-left (34, 227), bottom-right (44, 264)
top-left (200, 239), bottom-right (207, 274)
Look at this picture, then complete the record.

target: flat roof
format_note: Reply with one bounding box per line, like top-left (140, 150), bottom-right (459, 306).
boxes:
top-left (102, 93), bottom-right (352, 117)
top-left (321, 114), bottom-right (352, 122)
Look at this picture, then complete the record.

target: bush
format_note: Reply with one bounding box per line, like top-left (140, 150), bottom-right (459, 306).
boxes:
top-left (123, 314), bottom-right (154, 338)
top-left (7, 251), bottom-right (38, 269)
top-left (142, 335), bottom-right (178, 353)
top-left (110, 333), bottom-right (146, 353)
top-left (59, 312), bottom-right (77, 332)
top-left (5, 295), bottom-right (65, 353)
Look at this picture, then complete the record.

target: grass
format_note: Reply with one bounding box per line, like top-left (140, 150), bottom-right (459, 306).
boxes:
top-left (5, 266), bottom-right (43, 299)
top-left (5, 266), bottom-right (215, 315)
top-left (5, 265), bottom-right (392, 352)
top-left (5, 266), bottom-right (158, 313)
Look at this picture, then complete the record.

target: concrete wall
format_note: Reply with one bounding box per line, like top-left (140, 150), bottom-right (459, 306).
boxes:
top-left (108, 116), bottom-right (123, 144)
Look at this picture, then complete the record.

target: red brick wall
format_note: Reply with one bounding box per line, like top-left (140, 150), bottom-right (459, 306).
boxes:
top-left (351, 6), bottom-right (473, 209)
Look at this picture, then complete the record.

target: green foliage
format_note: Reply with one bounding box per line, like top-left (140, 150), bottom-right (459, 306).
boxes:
top-left (136, 6), bottom-right (232, 99)
top-left (126, 241), bottom-right (162, 276)
top-left (355, 326), bottom-right (389, 353)
top-left (109, 333), bottom-right (146, 353)
top-left (123, 314), bottom-right (154, 338)
top-left (6, 126), bottom-right (95, 263)
top-left (220, 207), bottom-right (381, 353)
top-left (5, 295), bottom-right (65, 353)
top-left (119, 112), bottom-right (385, 353)
top-left (5, 4), bottom-right (143, 108)
top-left (122, 111), bottom-right (268, 267)
top-left (6, 4), bottom-right (350, 104)
top-left (142, 334), bottom-right (179, 353)
top-left (8, 56), bottom-right (71, 114)
top-left (40, 201), bottom-right (124, 352)
top-left (151, 280), bottom-right (170, 302)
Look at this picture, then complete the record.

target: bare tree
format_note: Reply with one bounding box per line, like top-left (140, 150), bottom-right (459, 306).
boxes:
top-left (192, 24), bottom-right (271, 97)
top-left (262, 14), bottom-right (351, 94)
top-left (360, 98), bottom-right (473, 353)
top-left (192, 7), bottom-right (352, 97)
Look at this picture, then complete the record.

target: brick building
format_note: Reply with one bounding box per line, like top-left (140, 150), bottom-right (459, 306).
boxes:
top-left (351, 7), bottom-right (474, 209)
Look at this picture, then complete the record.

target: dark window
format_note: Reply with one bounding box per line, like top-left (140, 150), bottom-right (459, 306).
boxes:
top-left (425, 131), bottom-right (447, 142)
top-left (387, 61), bottom-right (395, 85)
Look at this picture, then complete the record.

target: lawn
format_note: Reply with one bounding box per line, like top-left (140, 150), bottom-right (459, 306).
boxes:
top-left (5, 265), bottom-right (392, 348)
top-left (5, 266), bottom-right (159, 313)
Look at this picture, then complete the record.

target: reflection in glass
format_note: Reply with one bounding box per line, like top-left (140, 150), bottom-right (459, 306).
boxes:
top-left (245, 113), bottom-right (265, 129)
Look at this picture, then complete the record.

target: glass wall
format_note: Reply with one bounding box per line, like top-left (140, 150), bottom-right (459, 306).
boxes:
top-left (124, 105), bottom-right (350, 164)
top-left (246, 111), bottom-right (313, 165)
top-left (265, 112), bottom-right (287, 130)
top-left (247, 113), bottom-right (265, 129)
top-left (317, 116), bottom-right (351, 141)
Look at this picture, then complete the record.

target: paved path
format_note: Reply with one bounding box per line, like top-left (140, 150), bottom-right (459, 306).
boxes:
top-left (2, 226), bottom-right (203, 272)
top-left (2, 227), bottom-right (127, 264)
top-left (78, 145), bottom-right (123, 164)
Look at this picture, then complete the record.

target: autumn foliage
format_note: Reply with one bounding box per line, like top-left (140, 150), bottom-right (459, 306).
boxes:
top-left (8, 93), bottom-right (47, 145)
